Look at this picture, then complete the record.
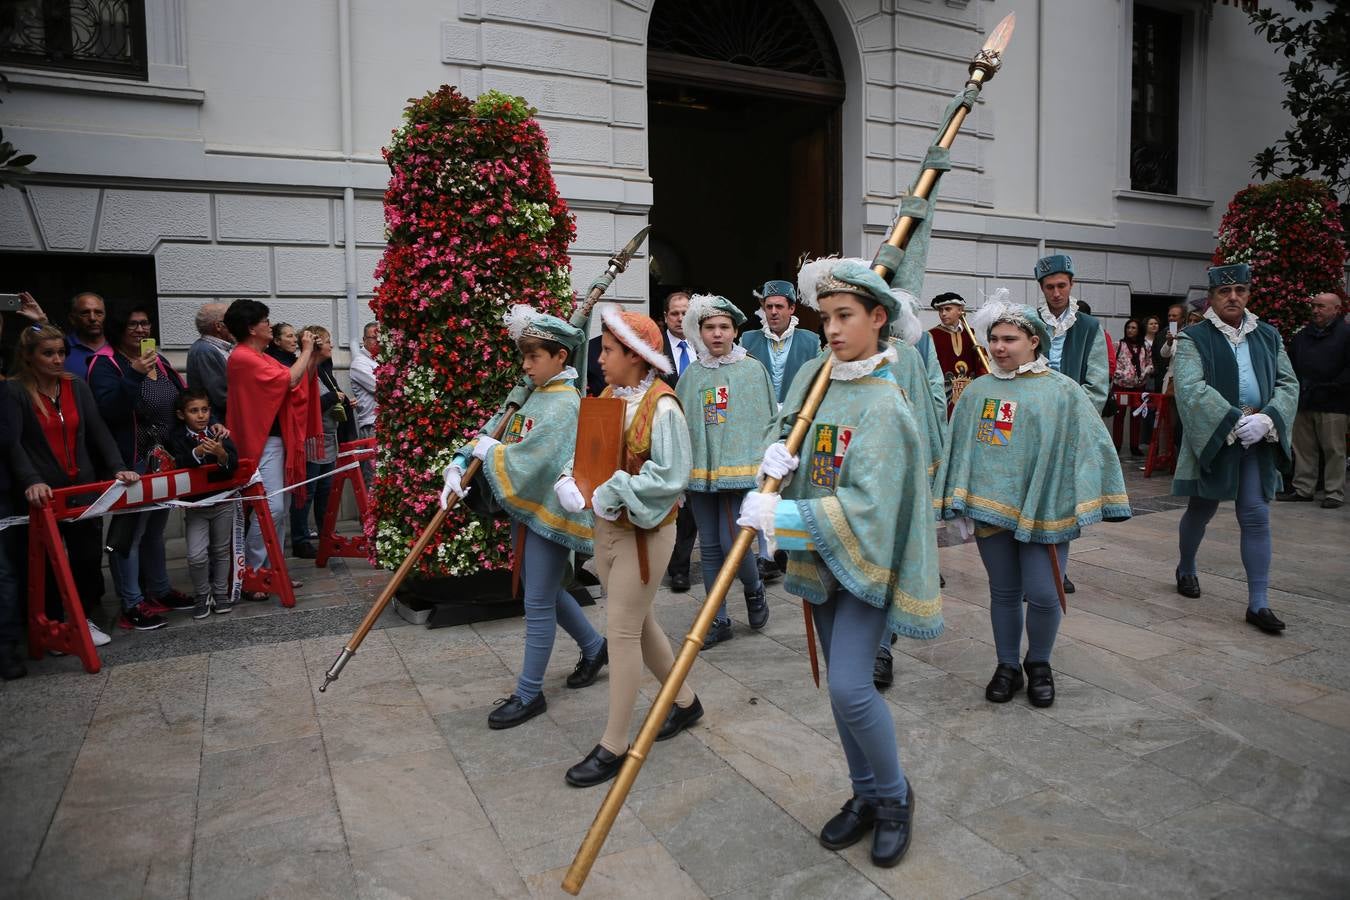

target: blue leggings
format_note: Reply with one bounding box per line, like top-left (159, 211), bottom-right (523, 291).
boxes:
top-left (975, 530), bottom-right (1067, 666)
top-left (1177, 448), bottom-right (1271, 613)
top-left (687, 490), bottom-right (761, 624)
top-left (514, 527), bottom-right (605, 703)
top-left (812, 590), bottom-right (907, 801)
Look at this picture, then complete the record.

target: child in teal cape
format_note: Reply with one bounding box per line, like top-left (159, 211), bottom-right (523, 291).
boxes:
top-left (440, 306), bottom-right (606, 731)
top-left (739, 258), bottom-right (941, 870)
top-left (675, 294), bottom-right (779, 647)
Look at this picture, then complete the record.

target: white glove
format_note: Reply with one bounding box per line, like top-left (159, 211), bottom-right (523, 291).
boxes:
top-left (592, 490), bottom-right (620, 522)
top-left (471, 435), bottom-right (501, 461)
top-left (948, 516), bottom-right (975, 542)
top-left (439, 464), bottom-right (468, 509)
top-left (554, 476), bottom-right (586, 513)
top-left (1234, 413), bottom-right (1273, 449)
top-left (758, 442), bottom-right (800, 483)
top-left (737, 491), bottom-right (781, 539)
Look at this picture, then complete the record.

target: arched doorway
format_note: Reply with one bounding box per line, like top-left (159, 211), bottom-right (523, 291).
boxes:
top-left (646, 0), bottom-right (845, 322)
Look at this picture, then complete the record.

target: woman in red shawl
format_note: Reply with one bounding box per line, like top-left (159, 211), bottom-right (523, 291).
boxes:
top-left (223, 299), bottom-right (321, 601)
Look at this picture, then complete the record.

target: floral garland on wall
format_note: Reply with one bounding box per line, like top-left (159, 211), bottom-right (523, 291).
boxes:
top-left (368, 86), bottom-right (575, 576)
top-left (1213, 178), bottom-right (1345, 338)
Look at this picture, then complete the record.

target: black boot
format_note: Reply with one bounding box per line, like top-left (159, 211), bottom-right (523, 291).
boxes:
top-left (745, 587), bottom-right (770, 630)
top-left (487, 693), bottom-right (547, 729)
top-left (1023, 659), bottom-right (1055, 707)
top-left (871, 783), bottom-right (914, 868)
top-left (985, 663), bottom-right (1024, 703)
top-left (656, 696), bottom-right (704, 741)
top-left (818, 796), bottom-right (876, 850)
top-left (565, 744), bottom-right (625, 787)
top-left (0, 643), bottom-right (26, 681)
top-left (873, 646), bottom-right (894, 690)
top-left (566, 640), bottom-right (607, 688)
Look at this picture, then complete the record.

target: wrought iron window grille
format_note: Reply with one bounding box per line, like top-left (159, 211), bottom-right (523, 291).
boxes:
top-left (0, 0), bottom-right (148, 80)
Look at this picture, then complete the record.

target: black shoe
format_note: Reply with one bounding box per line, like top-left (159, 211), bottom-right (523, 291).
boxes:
top-left (1276, 490), bottom-right (1314, 502)
top-left (565, 744), bottom-right (625, 787)
top-left (656, 696), bottom-right (703, 741)
top-left (669, 571), bottom-right (690, 593)
top-left (122, 602), bottom-right (167, 631)
top-left (1246, 607), bottom-right (1286, 634)
top-left (985, 663), bottom-right (1024, 703)
top-left (939, 572), bottom-right (945, 589)
top-left (1062, 577), bottom-right (1075, 594)
top-left (756, 557), bottom-right (782, 585)
top-left (1323, 498), bottom-right (1343, 509)
top-left (487, 693), bottom-right (547, 729)
top-left (745, 587), bottom-right (770, 630)
top-left (818, 796), bottom-right (876, 850)
top-left (293, 542), bottom-right (318, 560)
top-left (0, 644), bottom-right (26, 681)
top-left (566, 641), bottom-right (607, 689)
top-left (871, 784), bottom-right (914, 868)
top-left (1023, 659), bottom-right (1055, 707)
top-left (873, 647), bottom-right (894, 691)
top-left (155, 590), bottom-right (196, 611)
top-left (702, 618), bottom-right (733, 650)
top-left (1175, 569), bottom-right (1201, 598)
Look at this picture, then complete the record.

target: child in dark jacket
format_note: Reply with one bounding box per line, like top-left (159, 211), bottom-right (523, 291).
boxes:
top-left (165, 389), bottom-right (239, 618)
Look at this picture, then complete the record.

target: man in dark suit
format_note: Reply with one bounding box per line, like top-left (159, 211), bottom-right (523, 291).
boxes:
top-left (658, 289), bottom-right (696, 589)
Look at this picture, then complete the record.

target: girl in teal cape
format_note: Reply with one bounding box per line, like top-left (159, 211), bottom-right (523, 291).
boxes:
top-left (933, 297), bottom-right (1130, 709)
top-left (740, 258), bottom-right (940, 870)
top-left (676, 294), bottom-right (778, 645)
top-left (441, 306), bottom-right (606, 731)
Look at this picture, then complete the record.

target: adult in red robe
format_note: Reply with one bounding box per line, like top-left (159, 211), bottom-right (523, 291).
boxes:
top-left (928, 292), bottom-right (987, 418)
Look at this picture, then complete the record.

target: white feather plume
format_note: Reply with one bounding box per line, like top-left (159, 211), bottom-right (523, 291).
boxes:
top-left (796, 256), bottom-right (866, 311)
top-left (682, 293), bottom-right (723, 359)
top-left (502, 304), bottom-right (538, 343)
top-left (966, 287), bottom-right (1015, 350)
top-left (889, 287), bottom-right (923, 346)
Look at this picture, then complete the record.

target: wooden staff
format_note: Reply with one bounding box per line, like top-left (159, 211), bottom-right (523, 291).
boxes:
top-left (320, 227), bottom-right (651, 692)
top-left (561, 16), bottom-right (1015, 894)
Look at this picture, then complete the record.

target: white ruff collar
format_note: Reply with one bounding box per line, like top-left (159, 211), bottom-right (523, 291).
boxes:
top-left (830, 345), bottom-right (897, 381)
top-left (546, 367), bottom-right (578, 386)
top-left (1038, 298), bottom-right (1080, 338)
top-left (697, 344), bottom-right (748, 369)
top-left (1204, 307), bottom-right (1259, 346)
top-left (989, 357), bottom-right (1051, 380)
top-left (759, 314), bottom-right (798, 345)
top-left (611, 368), bottom-right (657, 399)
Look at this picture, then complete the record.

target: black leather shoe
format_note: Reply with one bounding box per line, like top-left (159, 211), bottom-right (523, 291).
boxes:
top-left (1062, 576), bottom-right (1075, 594)
top-left (985, 664), bottom-right (1023, 702)
top-left (871, 783), bottom-right (914, 868)
top-left (1023, 659), bottom-right (1055, 707)
top-left (745, 587), bottom-right (770, 630)
top-left (293, 541), bottom-right (318, 560)
top-left (1323, 498), bottom-right (1343, 509)
top-left (873, 647), bottom-right (894, 691)
top-left (0, 644), bottom-right (26, 681)
top-left (656, 696), bottom-right (703, 741)
top-left (756, 557), bottom-right (782, 585)
top-left (487, 693), bottom-right (546, 729)
top-left (669, 571), bottom-right (690, 593)
top-left (1246, 607), bottom-right (1286, 634)
top-left (566, 640), bottom-right (607, 688)
top-left (1175, 569), bottom-right (1201, 598)
top-left (1276, 490), bottom-right (1313, 502)
top-left (818, 795), bottom-right (876, 850)
top-left (565, 744), bottom-right (625, 787)
top-left (702, 618), bottom-right (733, 649)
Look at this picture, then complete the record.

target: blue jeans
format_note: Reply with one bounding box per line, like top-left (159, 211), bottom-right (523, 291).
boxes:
top-left (108, 508), bottom-right (172, 611)
top-left (812, 589), bottom-right (907, 801)
top-left (1178, 447), bottom-right (1271, 612)
top-left (976, 530), bottom-right (1067, 666)
top-left (687, 490), bottom-right (761, 624)
top-left (245, 436), bottom-right (285, 568)
top-left (514, 526), bottom-right (604, 703)
top-left (292, 459), bottom-right (335, 545)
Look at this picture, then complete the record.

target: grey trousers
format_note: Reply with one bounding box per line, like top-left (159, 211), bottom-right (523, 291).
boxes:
top-left (186, 504), bottom-right (236, 600)
top-left (1291, 410), bottom-right (1347, 502)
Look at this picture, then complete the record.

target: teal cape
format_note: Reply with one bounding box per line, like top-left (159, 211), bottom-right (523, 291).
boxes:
top-left (774, 352), bottom-right (943, 641)
top-left (934, 368), bottom-right (1131, 543)
top-left (888, 337), bottom-right (947, 482)
top-left (742, 326), bottom-right (822, 405)
top-left (675, 350), bottom-right (778, 492)
top-left (1045, 311), bottom-right (1110, 414)
top-left (1171, 320), bottom-right (1298, 501)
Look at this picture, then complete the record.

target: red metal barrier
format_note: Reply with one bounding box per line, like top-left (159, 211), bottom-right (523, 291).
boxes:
top-left (316, 438), bottom-right (375, 568)
top-left (1110, 390), bottom-right (1176, 477)
top-left (26, 459), bottom-right (292, 673)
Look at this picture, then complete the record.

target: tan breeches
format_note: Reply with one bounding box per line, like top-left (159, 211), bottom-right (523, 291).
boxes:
top-left (593, 518), bottom-right (695, 755)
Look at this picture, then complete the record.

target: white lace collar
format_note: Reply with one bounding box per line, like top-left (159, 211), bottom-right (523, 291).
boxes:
top-left (989, 357), bottom-right (1051, 380)
top-left (546, 366), bottom-right (579, 386)
top-left (696, 344), bottom-right (748, 369)
top-left (830, 345), bottom-right (898, 381)
top-left (1204, 307), bottom-right (1259, 346)
top-left (1038, 298), bottom-right (1080, 338)
top-left (760, 315), bottom-right (798, 345)
top-left (611, 368), bottom-right (657, 399)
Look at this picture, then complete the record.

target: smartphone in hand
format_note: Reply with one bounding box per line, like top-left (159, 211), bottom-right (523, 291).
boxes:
top-left (0, 293), bottom-right (24, 312)
top-left (140, 337), bottom-right (157, 356)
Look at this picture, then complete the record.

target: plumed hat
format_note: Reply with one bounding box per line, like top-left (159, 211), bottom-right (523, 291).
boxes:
top-left (1034, 254), bottom-right (1074, 282)
top-left (1207, 263), bottom-right (1251, 288)
top-left (968, 289), bottom-right (1052, 358)
top-left (502, 305), bottom-right (585, 354)
top-left (796, 257), bottom-right (901, 336)
top-left (683, 294), bottom-right (746, 359)
top-left (598, 303), bottom-right (673, 374)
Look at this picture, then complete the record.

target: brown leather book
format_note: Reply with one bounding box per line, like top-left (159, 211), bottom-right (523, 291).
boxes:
top-left (573, 397), bottom-right (626, 508)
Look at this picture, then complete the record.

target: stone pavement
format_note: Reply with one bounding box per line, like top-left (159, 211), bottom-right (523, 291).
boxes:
top-left (2, 468), bottom-right (1349, 899)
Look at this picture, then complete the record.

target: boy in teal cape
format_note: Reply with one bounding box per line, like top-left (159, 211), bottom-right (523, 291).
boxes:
top-left (739, 257), bottom-right (941, 870)
top-left (1171, 263), bottom-right (1299, 635)
top-left (934, 294), bottom-right (1130, 708)
top-left (675, 294), bottom-right (778, 646)
top-left (440, 306), bottom-right (607, 730)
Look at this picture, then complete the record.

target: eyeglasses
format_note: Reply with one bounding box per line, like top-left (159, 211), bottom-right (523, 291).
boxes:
top-left (127, 321), bottom-right (153, 330)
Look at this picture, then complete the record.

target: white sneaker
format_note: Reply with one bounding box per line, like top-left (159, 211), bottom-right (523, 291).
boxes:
top-left (87, 620), bottom-right (112, 647)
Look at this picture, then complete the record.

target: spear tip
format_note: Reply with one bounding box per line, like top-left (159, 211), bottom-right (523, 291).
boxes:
top-left (984, 12), bottom-right (1016, 55)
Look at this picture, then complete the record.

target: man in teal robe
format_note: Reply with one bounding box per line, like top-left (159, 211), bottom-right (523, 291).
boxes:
top-left (742, 280), bottom-right (823, 406)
